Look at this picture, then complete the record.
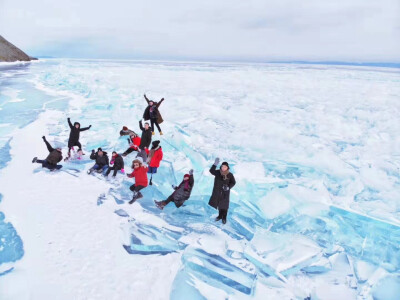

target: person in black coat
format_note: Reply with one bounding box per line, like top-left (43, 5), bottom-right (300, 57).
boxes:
top-left (32, 136), bottom-right (63, 170)
top-left (67, 117), bottom-right (91, 156)
top-left (143, 94), bottom-right (164, 135)
top-left (105, 151), bottom-right (124, 177)
top-left (88, 148), bottom-right (109, 174)
top-left (138, 120), bottom-right (152, 150)
top-left (208, 158), bottom-right (236, 224)
top-left (155, 170), bottom-right (194, 209)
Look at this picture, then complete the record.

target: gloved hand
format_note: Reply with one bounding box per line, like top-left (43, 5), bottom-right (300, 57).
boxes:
top-left (121, 168), bottom-right (125, 174)
top-left (161, 98), bottom-right (164, 101)
top-left (214, 157), bottom-right (220, 166)
top-left (172, 184), bottom-right (177, 189)
top-left (189, 169), bottom-right (193, 175)
top-left (89, 125), bottom-right (92, 129)
top-left (42, 136), bottom-right (46, 140)
top-left (110, 160), bottom-right (114, 165)
top-left (222, 185), bottom-right (230, 192)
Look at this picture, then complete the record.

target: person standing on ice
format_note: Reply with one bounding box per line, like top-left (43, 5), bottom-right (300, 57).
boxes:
top-left (127, 158), bottom-right (148, 204)
top-left (32, 136), bottom-right (63, 170)
top-left (122, 132), bottom-right (141, 157)
top-left (143, 94), bottom-right (164, 136)
top-left (105, 151), bottom-right (125, 177)
top-left (146, 140), bottom-right (163, 185)
top-left (88, 148), bottom-right (109, 174)
top-left (67, 117), bottom-right (91, 157)
top-left (155, 170), bottom-right (194, 210)
top-left (208, 158), bottom-right (236, 224)
top-left (138, 120), bottom-right (152, 150)
top-left (119, 126), bottom-right (135, 136)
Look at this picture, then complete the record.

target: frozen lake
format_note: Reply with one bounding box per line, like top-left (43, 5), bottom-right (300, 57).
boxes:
top-left (0, 59), bottom-right (399, 299)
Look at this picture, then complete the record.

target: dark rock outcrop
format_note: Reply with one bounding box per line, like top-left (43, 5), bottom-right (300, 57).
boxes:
top-left (0, 35), bottom-right (37, 62)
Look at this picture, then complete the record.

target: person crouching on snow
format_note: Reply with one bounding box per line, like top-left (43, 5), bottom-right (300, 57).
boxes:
top-left (127, 158), bottom-right (148, 204)
top-left (155, 170), bottom-right (194, 210)
top-left (143, 94), bottom-right (164, 136)
top-left (105, 151), bottom-right (125, 177)
top-left (119, 126), bottom-right (135, 136)
top-left (208, 158), bottom-right (236, 224)
top-left (88, 148), bottom-right (109, 174)
top-left (122, 132), bottom-right (141, 157)
top-left (67, 117), bottom-right (91, 157)
top-left (146, 140), bottom-right (163, 185)
top-left (32, 136), bottom-right (63, 170)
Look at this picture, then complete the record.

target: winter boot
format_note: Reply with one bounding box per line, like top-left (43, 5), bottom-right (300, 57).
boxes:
top-left (32, 157), bottom-right (38, 163)
top-left (215, 216), bottom-right (222, 222)
top-left (160, 131), bottom-right (163, 135)
top-left (87, 168), bottom-right (93, 174)
top-left (129, 191), bottom-right (138, 204)
top-left (149, 178), bottom-right (153, 185)
top-left (152, 132), bottom-right (155, 135)
top-left (154, 200), bottom-right (165, 210)
top-left (222, 217), bottom-right (227, 225)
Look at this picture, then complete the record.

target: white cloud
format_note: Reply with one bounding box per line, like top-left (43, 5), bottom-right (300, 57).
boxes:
top-left (0, 0), bottom-right (399, 61)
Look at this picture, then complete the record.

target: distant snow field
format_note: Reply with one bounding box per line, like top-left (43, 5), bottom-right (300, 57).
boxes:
top-left (0, 59), bottom-right (399, 299)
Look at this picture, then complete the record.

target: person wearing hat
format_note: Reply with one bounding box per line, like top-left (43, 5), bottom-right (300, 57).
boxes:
top-left (208, 158), bottom-right (236, 224)
top-left (143, 94), bottom-right (164, 136)
top-left (127, 158), bottom-right (149, 204)
top-left (67, 117), bottom-right (91, 157)
top-left (88, 148), bottom-right (109, 174)
top-left (119, 126), bottom-right (135, 137)
top-left (146, 140), bottom-right (163, 185)
top-left (155, 169), bottom-right (194, 209)
top-left (32, 136), bottom-right (63, 170)
top-left (138, 120), bottom-right (152, 150)
top-left (122, 132), bottom-right (141, 157)
top-left (105, 151), bottom-right (125, 177)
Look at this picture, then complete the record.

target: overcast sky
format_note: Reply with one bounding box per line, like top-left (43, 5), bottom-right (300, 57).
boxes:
top-left (1, 0), bottom-right (399, 62)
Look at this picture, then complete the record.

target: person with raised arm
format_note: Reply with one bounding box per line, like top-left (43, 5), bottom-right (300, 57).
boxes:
top-left (143, 94), bottom-right (164, 135)
top-left (67, 117), bottom-right (91, 157)
top-left (208, 158), bottom-right (236, 224)
top-left (32, 136), bottom-right (63, 170)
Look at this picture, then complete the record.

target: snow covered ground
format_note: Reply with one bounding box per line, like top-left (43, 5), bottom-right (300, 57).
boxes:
top-left (0, 59), bottom-right (400, 299)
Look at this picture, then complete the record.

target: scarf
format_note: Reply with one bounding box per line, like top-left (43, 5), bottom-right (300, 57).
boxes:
top-left (220, 169), bottom-right (230, 181)
top-left (147, 146), bottom-right (160, 163)
top-left (184, 180), bottom-right (190, 190)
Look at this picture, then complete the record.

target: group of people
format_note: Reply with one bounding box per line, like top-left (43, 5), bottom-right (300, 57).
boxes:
top-left (32, 95), bottom-right (236, 224)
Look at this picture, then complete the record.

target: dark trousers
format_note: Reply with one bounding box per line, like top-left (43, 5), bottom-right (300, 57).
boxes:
top-left (123, 147), bottom-right (137, 156)
top-left (129, 185), bottom-right (145, 193)
top-left (106, 166), bottom-right (121, 176)
top-left (36, 159), bottom-right (62, 170)
top-left (68, 141), bottom-right (81, 151)
top-left (218, 209), bottom-right (228, 219)
top-left (150, 118), bottom-right (161, 133)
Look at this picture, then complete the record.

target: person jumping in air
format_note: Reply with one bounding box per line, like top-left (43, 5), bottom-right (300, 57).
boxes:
top-left (208, 158), bottom-right (236, 224)
top-left (122, 132), bottom-right (141, 157)
top-left (105, 151), bottom-right (125, 177)
top-left (127, 158), bottom-right (148, 204)
top-left (119, 126), bottom-right (135, 136)
top-left (146, 140), bottom-right (163, 185)
top-left (67, 117), bottom-right (91, 157)
top-left (32, 136), bottom-right (63, 170)
top-left (88, 148), bottom-right (109, 174)
top-left (155, 169), bottom-right (194, 210)
top-left (143, 94), bottom-right (164, 135)
top-left (138, 120), bottom-right (152, 150)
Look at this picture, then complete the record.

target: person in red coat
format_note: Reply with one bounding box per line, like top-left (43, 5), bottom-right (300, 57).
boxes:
top-left (145, 140), bottom-right (163, 185)
top-left (122, 132), bottom-right (141, 157)
top-left (127, 157), bottom-right (148, 204)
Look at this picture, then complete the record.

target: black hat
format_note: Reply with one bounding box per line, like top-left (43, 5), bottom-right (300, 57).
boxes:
top-left (98, 147), bottom-right (103, 151)
top-left (152, 140), bottom-right (160, 148)
top-left (221, 162), bottom-right (229, 169)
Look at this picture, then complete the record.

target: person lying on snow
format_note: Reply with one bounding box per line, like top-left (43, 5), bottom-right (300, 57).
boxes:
top-left (64, 148), bottom-right (84, 162)
top-left (127, 157), bottom-right (148, 204)
top-left (67, 117), bottom-right (91, 157)
top-left (138, 120), bottom-right (152, 150)
top-left (143, 94), bottom-right (164, 136)
top-left (208, 158), bottom-right (236, 225)
top-left (122, 132), bottom-right (141, 157)
top-left (145, 140), bottom-right (163, 185)
top-left (88, 148), bottom-right (109, 174)
top-left (32, 136), bottom-right (63, 170)
top-left (155, 170), bottom-right (194, 210)
top-left (119, 126), bottom-right (136, 136)
top-left (105, 151), bottom-right (125, 177)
